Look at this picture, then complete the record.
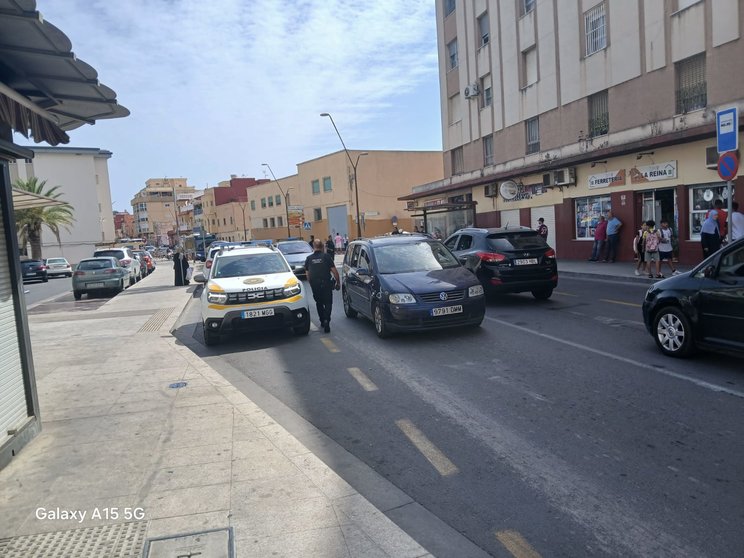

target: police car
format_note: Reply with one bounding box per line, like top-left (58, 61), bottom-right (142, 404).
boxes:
top-left (193, 245), bottom-right (310, 345)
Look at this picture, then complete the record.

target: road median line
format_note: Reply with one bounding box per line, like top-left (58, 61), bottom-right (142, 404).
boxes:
top-left (395, 419), bottom-right (459, 477)
top-left (495, 530), bottom-right (542, 558)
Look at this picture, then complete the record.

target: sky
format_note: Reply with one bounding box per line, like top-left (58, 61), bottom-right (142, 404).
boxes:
top-left (20, 0), bottom-right (444, 212)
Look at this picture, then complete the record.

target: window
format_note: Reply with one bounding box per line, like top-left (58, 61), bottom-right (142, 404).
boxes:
top-left (520, 0), bottom-right (535, 16)
top-left (444, 0), bottom-right (455, 17)
top-left (477, 12), bottom-right (489, 46)
top-left (483, 135), bottom-right (494, 166)
top-left (456, 235), bottom-right (473, 251)
top-left (250, 200), bottom-right (256, 210)
top-left (268, 197), bottom-right (274, 207)
top-left (451, 147), bottom-right (464, 175)
top-left (526, 117), bottom-right (540, 154)
top-left (521, 47), bottom-right (538, 87)
top-left (584, 3), bottom-right (607, 56)
top-left (230, 216), bottom-right (234, 224)
top-left (675, 54), bottom-right (706, 114)
top-left (447, 39), bottom-right (458, 70)
top-left (323, 177), bottom-right (332, 192)
top-left (588, 90), bottom-right (609, 137)
top-left (312, 179), bottom-right (320, 194)
top-left (448, 93), bottom-right (462, 125)
top-left (444, 235), bottom-right (458, 250)
top-left (270, 217), bottom-right (275, 228)
top-left (277, 216), bottom-right (283, 227)
top-left (262, 218), bottom-right (268, 228)
top-left (313, 208), bottom-right (322, 221)
top-left (689, 182), bottom-right (727, 239)
top-left (261, 197), bottom-right (267, 208)
top-left (223, 218), bottom-right (227, 225)
top-left (575, 195), bottom-right (612, 239)
top-left (480, 75), bottom-right (492, 108)
top-left (275, 195), bottom-right (281, 205)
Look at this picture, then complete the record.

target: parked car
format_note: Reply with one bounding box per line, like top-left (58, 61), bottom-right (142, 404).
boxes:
top-left (642, 238), bottom-right (744, 358)
top-left (20, 259), bottom-right (48, 283)
top-left (72, 257), bottom-right (129, 300)
top-left (444, 227), bottom-right (558, 300)
top-left (132, 250), bottom-right (155, 276)
top-left (92, 247), bottom-right (141, 286)
top-left (193, 245), bottom-right (310, 345)
top-left (43, 257), bottom-right (72, 278)
top-left (341, 235), bottom-right (485, 338)
top-left (276, 240), bottom-right (313, 279)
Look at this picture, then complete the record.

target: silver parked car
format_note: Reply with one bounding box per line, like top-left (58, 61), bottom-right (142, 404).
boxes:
top-left (93, 247), bottom-right (141, 286)
top-left (72, 257), bottom-right (128, 300)
top-left (44, 257), bottom-right (73, 278)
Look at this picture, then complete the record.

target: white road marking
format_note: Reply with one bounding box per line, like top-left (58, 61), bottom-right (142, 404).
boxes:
top-left (396, 419), bottom-right (459, 477)
top-left (485, 316), bottom-right (744, 399)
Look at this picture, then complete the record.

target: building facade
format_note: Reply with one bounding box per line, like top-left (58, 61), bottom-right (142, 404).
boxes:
top-left (403, 0), bottom-right (743, 264)
top-left (200, 176), bottom-right (269, 243)
top-left (113, 210), bottom-right (135, 239)
top-left (9, 147), bottom-right (116, 264)
top-left (130, 178), bottom-right (197, 246)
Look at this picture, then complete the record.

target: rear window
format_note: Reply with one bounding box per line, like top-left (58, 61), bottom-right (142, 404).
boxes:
top-left (47, 258), bottom-right (67, 264)
top-left (486, 232), bottom-right (548, 251)
top-left (95, 249), bottom-right (125, 259)
top-left (212, 253), bottom-right (290, 278)
top-left (78, 259), bottom-right (115, 270)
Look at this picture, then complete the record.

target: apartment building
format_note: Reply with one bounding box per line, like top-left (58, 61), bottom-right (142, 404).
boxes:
top-left (130, 178), bottom-right (197, 245)
top-left (200, 176), bottom-right (269, 242)
top-left (403, 0), bottom-right (743, 263)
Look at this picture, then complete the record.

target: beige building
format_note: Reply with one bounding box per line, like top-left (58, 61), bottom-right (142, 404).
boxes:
top-left (403, 0), bottom-right (743, 264)
top-left (130, 178), bottom-right (197, 246)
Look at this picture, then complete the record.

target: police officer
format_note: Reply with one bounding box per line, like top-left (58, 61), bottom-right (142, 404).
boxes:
top-left (305, 239), bottom-right (340, 333)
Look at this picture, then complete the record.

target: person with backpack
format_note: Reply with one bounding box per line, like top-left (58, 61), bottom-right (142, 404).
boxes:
top-left (633, 222), bottom-right (648, 276)
top-left (644, 219), bottom-right (663, 278)
top-left (658, 219), bottom-right (680, 276)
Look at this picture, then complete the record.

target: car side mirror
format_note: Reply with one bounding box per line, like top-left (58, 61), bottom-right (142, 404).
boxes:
top-left (703, 265), bottom-right (716, 279)
top-left (193, 272), bottom-right (206, 283)
top-left (357, 268), bottom-right (369, 276)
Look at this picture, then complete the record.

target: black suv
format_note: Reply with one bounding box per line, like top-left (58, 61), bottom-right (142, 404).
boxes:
top-left (642, 238), bottom-right (744, 358)
top-left (20, 259), bottom-right (48, 283)
top-left (444, 227), bottom-right (558, 299)
top-left (342, 235), bottom-right (486, 338)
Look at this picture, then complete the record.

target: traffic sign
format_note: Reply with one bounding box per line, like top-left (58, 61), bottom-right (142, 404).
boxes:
top-left (303, 221), bottom-right (311, 230)
top-left (717, 151), bottom-right (739, 181)
top-left (717, 107), bottom-right (738, 153)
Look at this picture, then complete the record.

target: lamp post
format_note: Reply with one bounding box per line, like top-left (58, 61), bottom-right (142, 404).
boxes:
top-left (261, 163), bottom-right (291, 239)
top-left (320, 112), bottom-right (367, 239)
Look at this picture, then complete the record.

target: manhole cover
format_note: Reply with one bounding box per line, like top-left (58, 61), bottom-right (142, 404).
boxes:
top-left (144, 528), bottom-right (233, 558)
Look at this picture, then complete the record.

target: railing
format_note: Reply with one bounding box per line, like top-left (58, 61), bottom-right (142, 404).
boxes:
top-left (675, 83), bottom-right (706, 114)
top-left (588, 113), bottom-right (609, 137)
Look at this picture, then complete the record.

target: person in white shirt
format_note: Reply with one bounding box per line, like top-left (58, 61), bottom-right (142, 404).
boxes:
top-left (731, 201), bottom-right (744, 242)
top-left (658, 220), bottom-right (680, 275)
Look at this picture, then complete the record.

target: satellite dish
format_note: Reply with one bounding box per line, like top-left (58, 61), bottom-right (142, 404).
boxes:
top-left (499, 181), bottom-right (519, 200)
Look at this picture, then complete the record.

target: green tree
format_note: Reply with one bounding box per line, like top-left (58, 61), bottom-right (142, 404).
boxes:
top-left (14, 177), bottom-right (75, 260)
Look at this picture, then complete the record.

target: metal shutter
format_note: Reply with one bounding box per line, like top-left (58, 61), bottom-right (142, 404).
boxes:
top-left (0, 193), bottom-right (27, 447)
top-left (500, 209), bottom-right (521, 229)
top-left (531, 205), bottom-right (557, 253)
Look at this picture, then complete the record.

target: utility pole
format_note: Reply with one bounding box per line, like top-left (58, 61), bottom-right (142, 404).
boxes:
top-left (262, 163), bottom-right (291, 239)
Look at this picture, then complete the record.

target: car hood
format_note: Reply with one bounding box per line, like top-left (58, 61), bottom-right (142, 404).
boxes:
top-left (380, 267), bottom-right (478, 293)
top-left (208, 273), bottom-right (298, 292)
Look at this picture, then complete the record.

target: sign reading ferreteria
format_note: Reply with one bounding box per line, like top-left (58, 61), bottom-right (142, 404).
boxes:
top-left (630, 161), bottom-right (678, 184)
top-left (588, 169), bottom-right (626, 189)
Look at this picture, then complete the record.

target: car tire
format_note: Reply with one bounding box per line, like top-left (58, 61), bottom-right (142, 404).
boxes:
top-left (531, 288), bottom-right (553, 300)
top-left (114, 280), bottom-right (124, 295)
top-left (374, 304), bottom-right (391, 339)
top-left (293, 316), bottom-right (311, 336)
top-left (129, 276), bottom-right (135, 287)
top-left (73, 290), bottom-right (82, 300)
top-left (203, 324), bottom-right (220, 346)
top-left (343, 289), bottom-right (357, 318)
top-left (653, 306), bottom-right (695, 358)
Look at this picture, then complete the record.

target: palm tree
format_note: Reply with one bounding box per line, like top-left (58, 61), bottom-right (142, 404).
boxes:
top-left (14, 177), bottom-right (75, 260)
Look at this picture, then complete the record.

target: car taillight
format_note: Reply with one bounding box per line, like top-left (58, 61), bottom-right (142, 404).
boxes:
top-left (120, 258), bottom-right (132, 266)
top-left (39, 265), bottom-right (47, 270)
top-left (544, 249), bottom-right (556, 259)
top-left (74, 271), bottom-right (85, 276)
top-left (477, 252), bottom-right (507, 263)
top-left (104, 269), bottom-right (117, 274)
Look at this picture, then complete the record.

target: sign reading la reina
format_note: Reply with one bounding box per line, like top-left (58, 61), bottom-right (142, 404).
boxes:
top-left (630, 161), bottom-right (677, 184)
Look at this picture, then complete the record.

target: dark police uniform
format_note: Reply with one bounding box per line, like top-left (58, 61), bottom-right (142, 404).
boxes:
top-left (304, 250), bottom-right (337, 328)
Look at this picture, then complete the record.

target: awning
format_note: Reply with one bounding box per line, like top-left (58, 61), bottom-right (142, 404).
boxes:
top-left (11, 187), bottom-right (68, 209)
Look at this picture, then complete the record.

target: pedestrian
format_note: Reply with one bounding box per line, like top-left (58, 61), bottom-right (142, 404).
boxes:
top-left (731, 201), bottom-right (743, 241)
top-left (633, 222), bottom-right (648, 276)
top-left (343, 234), bottom-right (349, 250)
top-left (334, 233), bottom-right (343, 253)
top-left (589, 215), bottom-right (607, 261)
top-left (325, 235), bottom-right (335, 256)
top-left (536, 217), bottom-right (548, 240)
top-left (700, 210), bottom-right (721, 259)
top-left (391, 225), bottom-right (401, 235)
top-left (308, 234), bottom-right (315, 248)
top-left (173, 249), bottom-right (189, 286)
top-left (706, 199), bottom-right (728, 242)
top-left (305, 239), bottom-right (341, 333)
top-left (643, 220), bottom-right (663, 278)
top-left (605, 210), bottom-right (623, 262)
top-left (658, 219), bottom-right (680, 275)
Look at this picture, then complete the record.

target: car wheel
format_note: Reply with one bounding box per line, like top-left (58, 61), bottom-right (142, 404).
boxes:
top-left (343, 289), bottom-right (357, 318)
top-left (293, 316), bottom-right (311, 336)
top-left (114, 280), bottom-right (124, 294)
top-left (73, 290), bottom-right (82, 301)
top-left (129, 275), bottom-right (135, 286)
top-left (203, 324), bottom-right (220, 346)
top-left (531, 288), bottom-right (553, 300)
top-left (653, 306), bottom-right (695, 358)
top-left (374, 304), bottom-right (391, 339)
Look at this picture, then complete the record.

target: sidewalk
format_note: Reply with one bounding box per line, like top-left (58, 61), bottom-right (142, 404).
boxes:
top-left (0, 265), bottom-right (431, 558)
top-left (556, 258), bottom-right (694, 283)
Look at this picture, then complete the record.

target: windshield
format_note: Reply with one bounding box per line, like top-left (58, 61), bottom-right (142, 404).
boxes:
top-left (486, 232), bottom-right (548, 251)
top-left (78, 259), bottom-right (115, 270)
top-left (95, 250), bottom-right (125, 259)
top-left (212, 253), bottom-right (290, 278)
top-left (375, 241), bottom-right (460, 274)
top-left (277, 242), bottom-right (312, 255)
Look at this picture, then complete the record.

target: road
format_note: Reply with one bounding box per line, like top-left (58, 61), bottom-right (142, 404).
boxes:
top-left (175, 276), bottom-right (744, 558)
top-left (22, 275), bottom-right (73, 306)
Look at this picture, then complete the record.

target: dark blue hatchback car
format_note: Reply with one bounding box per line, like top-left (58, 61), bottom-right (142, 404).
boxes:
top-left (341, 235), bottom-right (486, 338)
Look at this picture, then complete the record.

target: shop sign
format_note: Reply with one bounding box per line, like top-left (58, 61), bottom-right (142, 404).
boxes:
top-left (501, 181), bottom-right (534, 202)
top-left (287, 205), bottom-right (304, 227)
top-left (588, 169), bottom-right (626, 189)
top-left (423, 198), bottom-right (446, 207)
top-left (629, 161), bottom-right (677, 184)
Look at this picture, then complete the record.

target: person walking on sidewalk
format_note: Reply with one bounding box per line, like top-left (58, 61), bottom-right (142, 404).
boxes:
top-left (706, 199), bottom-right (728, 243)
top-left (658, 219), bottom-right (680, 275)
top-left (537, 218), bottom-right (548, 240)
top-left (335, 233), bottom-right (343, 253)
top-left (731, 201), bottom-right (743, 242)
top-left (633, 222), bottom-right (648, 276)
top-left (605, 211), bottom-right (623, 262)
top-left (325, 235), bottom-right (335, 256)
top-left (305, 239), bottom-right (341, 333)
top-left (700, 210), bottom-right (721, 259)
top-left (589, 215), bottom-right (607, 261)
top-left (173, 249), bottom-right (189, 286)
top-left (643, 220), bottom-right (663, 278)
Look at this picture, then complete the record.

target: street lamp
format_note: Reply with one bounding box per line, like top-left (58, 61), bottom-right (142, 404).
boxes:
top-left (320, 112), bottom-right (367, 238)
top-left (261, 163), bottom-right (292, 239)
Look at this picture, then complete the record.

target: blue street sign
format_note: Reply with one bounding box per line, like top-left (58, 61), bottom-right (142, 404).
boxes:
top-left (716, 107), bottom-right (738, 153)
top-left (303, 221), bottom-right (312, 230)
top-left (718, 151), bottom-right (739, 181)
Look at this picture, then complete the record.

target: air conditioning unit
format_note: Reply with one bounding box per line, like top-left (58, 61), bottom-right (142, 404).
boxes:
top-left (552, 168), bottom-right (576, 186)
top-left (464, 84), bottom-right (480, 98)
top-left (542, 173), bottom-right (552, 187)
top-left (484, 183), bottom-right (498, 197)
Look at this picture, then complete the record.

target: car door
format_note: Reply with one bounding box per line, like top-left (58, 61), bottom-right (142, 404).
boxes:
top-left (697, 243), bottom-right (744, 348)
top-left (354, 248), bottom-right (375, 317)
top-left (344, 245), bottom-right (364, 310)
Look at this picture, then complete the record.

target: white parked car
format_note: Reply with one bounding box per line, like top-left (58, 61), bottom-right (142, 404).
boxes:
top-left (93, 247), bottom-right (141, 286)
top-left (44, 257), bottom-right (72, 278)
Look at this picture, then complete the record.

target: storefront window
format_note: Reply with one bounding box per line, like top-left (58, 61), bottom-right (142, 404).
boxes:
top-left (575, 195), bottom-right (611, 239)
top-left (689, 182), bottom-right (727, 240)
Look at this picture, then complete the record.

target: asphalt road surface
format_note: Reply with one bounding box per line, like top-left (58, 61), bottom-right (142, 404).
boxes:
top-left (176, 276), bottom-right (744, 558)
top-left (21, 274), bottom-right (73, 306)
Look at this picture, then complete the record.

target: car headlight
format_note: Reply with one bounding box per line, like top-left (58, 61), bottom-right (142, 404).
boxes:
top-left (284, 284), bottom-right (301, 296)
top-left (207, 292), bottom-right (228, 304)
top-left (468, 285), bottom-right (484, 297)
top-left (389, 293), bottom-right (416, 304)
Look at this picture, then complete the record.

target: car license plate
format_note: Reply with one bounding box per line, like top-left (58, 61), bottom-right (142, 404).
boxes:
top-left (241, 308), bottom-right (275, 319)
top-left (87, 282), bottom-right (105, 288)
top-left (514, 258), bottom-right (538, 265)
top-left (431, 305), bottom-right (463, 316)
